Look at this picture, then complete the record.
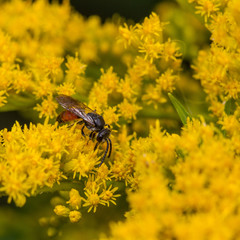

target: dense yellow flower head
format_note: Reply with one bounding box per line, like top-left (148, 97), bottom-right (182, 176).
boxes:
top-left (191, 0), bottom-right (240, 122)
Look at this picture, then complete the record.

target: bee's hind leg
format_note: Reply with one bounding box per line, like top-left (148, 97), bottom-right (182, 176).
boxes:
top-left (81, 125), bottom-right (86, 137)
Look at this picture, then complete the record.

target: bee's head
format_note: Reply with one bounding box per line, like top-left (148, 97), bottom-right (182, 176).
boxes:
top-left (96, 128), bottom-right (111, 143)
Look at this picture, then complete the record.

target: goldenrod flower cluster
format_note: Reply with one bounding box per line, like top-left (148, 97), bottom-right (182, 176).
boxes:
top-left (103, 118), bottom-right (240, 240)
top-left (191, 0), bottom-right (240, 148)
top-left (0, 0), bottom-right (240, 239)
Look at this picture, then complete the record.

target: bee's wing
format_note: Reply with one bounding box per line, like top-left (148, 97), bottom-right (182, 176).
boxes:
top-left (56, 95), bottom-right (95, 126)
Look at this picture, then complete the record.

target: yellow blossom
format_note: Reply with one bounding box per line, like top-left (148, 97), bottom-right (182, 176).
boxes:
top-left (194, 0), bottom-right (221, 22)
top-left (161, 39), bottom-right (182, 62)
top-left (117, 99), bottom-right (142, 121)
top-left (0, 30), bottom-right (17, 63)
top-left (131, 56), bottom-right (159, 80)
top-left (69, 210), bottom-right (81, 223)
top-left (54, 205), bottom-right (70, 217)
top-left (64, 151), bottom-right (98, 179)
top-left (218, 115), bottom-right (240, 136)
top-left (142, 84), bottom-right (166, 108)
top-left (33, 55), bottom-right (64, 81)
top-left (82, 187), bottom-right (107, 213)
top-left (139, 40), bottom-right (163, 62)
top-left (33, 76), bottom-right (55, 98)
top-left (0, 90), bottom-right (7, 107)
top-left (88, 82), bottom-right (111, 112)
top-left (118, 23), bottom-right (138, 48)
top-left (99, 67), bottom-right (119, 92)
top-left (34, 95), bottom-right (58, 118)
top-left (100, 185), bottom-right (120, 206)
top-left (102, 106), bottom-right (120, 126)
top-left (136, 12), bottom-right (164, 41)
top-left (96, 163), bottom-right (112, 182)
top-left (56, 82), bottom-right (76, 96)
top-left (66, 188), bottom-right (82, 210)
top-left (156, 69), bottom-right (178, 92)
top-left (117, 77), bottom-right (138, 100)
top-left (65, 54), bottom-right (87, 83)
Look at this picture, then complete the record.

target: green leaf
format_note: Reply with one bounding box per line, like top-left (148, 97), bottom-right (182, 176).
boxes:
top-left (168, 93), bottom-right (191, 125)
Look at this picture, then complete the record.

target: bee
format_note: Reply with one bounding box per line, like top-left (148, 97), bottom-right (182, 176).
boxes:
top-left (56, 94), bottom-right (112, 166)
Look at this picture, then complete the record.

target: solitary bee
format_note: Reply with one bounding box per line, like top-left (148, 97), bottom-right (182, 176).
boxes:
top-left (56, 94), bottom-right (112, 166)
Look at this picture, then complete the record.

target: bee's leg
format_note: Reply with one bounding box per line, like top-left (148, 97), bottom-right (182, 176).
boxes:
top-left (107, 138), bottom-right (112, 158)
top-left (81, 125), bottom-right (86, 137)
top-left (87, 131), bottom-right (96, 144)
top-left (77, 120), bottom-right (84, 125)
top-left (56, 113), bottom-right (63, 123)
top-left (66, 120), bottom-right (83, 128)
top-left (105, 124), bottom-right (110, 128)
top-left (94, 141), bottom-right (99, 151)
top-left (99, 139), bottom-right (109, 167)
top-left (89, 131), bottom-right (96, 141)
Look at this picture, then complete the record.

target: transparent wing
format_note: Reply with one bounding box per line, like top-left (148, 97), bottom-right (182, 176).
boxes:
top-left (56, 95), bottom-right (95, 126)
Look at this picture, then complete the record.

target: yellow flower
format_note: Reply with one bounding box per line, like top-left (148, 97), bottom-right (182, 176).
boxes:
top-left (0, 30), bottom-right (17, 63)
top-left (0, 90), bottom-right (7, 107)
top-left (96, 163), bottom-right (112, 182)
top-left (67, 188), bottom-right (82, 210)
top-left (156, 69), bottom-right (178, 92)
top-left (194, 0), bottom-right (221, 21)
top-left (54, 205), bottom-right (70, 217)
top-left (33, 55), bottom-right (64, 81)
top-left (0, 171), bottom-right (29, 207)
top-left (98, 67), bottom-right (119, 92)
top-left (82, 187), bottom-right (107, 213)
top-left (64, 151), bottom-right (98, 179)
top-left (161, 39), bottom-right (182, 62)
top-left (69, 210), bottom-right (81, 223)
top-left (34, 95), bottom-right (58, 118)
top-left (56, 82), bottom-right (76, 96)
top-left (100, 185), bottom-right (120, 207)
top-left (65, 54), bottom-right (87, 83)
top-left (118, 23), bottom-right (138, 48)
top-left (218, 115), bottom-right (240, 136)
top-left (131, 56), bottom-right (159, 80)
top-left (33, 76), bottom-right (55, 98)
top-left (139, 40), bottom-right (163, 62)
top-left (102, 106), bottom-right (120, 126)
top-left (88, 82), bottom-right (111, 112)
top-left (136, 12), bottom-right (164, 41)
top-left (142, 84), bottom-right (166, 108)
top-left (117, 77), bottom-right (137, 100)
top-left (117, 99), bottom-right (142, 121)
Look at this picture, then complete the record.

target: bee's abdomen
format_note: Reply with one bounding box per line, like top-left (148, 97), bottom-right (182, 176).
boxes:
top-left (57, 110), bottom-right (79, 123)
